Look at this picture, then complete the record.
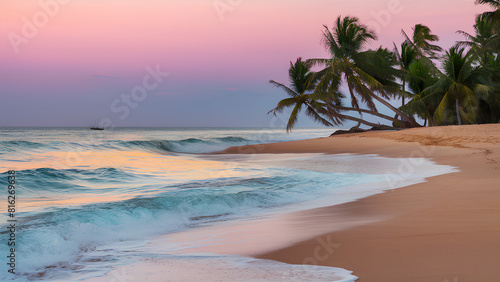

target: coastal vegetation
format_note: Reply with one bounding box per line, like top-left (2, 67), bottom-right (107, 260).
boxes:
top-left (270, 0), bottom-right (500, 131)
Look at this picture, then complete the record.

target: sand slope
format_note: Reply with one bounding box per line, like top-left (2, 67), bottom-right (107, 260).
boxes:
top-left (224, 124), bottom-right (500, 282)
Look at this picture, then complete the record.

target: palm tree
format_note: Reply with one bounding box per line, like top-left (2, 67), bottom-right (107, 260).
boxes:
top-left (400, 58), bottom-right (441, 126)
top-left (269, 58), bottom-right (393, 131)
top-left (402, 24), bottom-right (443, 59)
top-left (475, 0), bottom-right (500, 31)
top-left (309, 16), bottom-right (419, 127)
top-left (393, 41), bottom-right (418, 105)
top-left (268, 58), bottom-right (334, 132)
top-left (419, 47), bottom-right (491, 125)
top-left (457, 15), bottom-right (500, 66)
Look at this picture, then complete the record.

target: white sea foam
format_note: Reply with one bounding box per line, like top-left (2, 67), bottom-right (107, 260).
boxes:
top-left (83, 255), bottom-right (358, 282)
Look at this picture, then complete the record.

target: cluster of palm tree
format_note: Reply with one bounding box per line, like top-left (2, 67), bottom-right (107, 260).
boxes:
top-left (269, 0), bottom-right (500, 131)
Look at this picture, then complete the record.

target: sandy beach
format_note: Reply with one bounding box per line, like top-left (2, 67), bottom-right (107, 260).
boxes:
top-left (224, 124), bottom-right (500, 281)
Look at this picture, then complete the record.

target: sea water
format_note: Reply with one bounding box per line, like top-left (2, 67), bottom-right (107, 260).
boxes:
top-left (0, 127), bottom-right (457, 281)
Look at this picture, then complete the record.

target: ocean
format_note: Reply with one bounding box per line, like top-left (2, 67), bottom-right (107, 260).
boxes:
top-left (0, 127), bottom-right (457, 281)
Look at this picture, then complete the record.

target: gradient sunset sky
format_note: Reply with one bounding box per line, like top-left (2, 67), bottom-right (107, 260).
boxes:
top-left (0, 0), bottom-right (489, 128)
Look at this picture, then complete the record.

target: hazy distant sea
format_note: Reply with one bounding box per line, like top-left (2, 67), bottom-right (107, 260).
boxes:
top-left (0, 127), bottom-right (456, 281)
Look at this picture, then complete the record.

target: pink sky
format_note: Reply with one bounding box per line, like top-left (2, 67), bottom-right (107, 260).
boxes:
top-left (0, 0), bottom-right (490, 127)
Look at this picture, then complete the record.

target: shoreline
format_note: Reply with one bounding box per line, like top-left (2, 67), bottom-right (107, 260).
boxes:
top-left (223, 124), bottom-right (500, 281)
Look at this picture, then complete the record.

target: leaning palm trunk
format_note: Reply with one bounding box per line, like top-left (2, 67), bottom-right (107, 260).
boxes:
top-left (324, 104), bottom-right (388, 128)
top-left (329, 104), bottom-right (401, 124)
top-left (335, 113), bottom-right (383, 128)
top-left (369, 94), bottom-right (421, 127)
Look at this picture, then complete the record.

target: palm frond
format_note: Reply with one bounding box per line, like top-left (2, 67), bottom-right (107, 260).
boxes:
top-left (267, 97), bottom-right (300, 115)
top-left (286, 103), bottom-right (302, 132)
top-left (269, 80), bottom-right (299, 98)
top-left (305, 104), bottom-right (334, 127)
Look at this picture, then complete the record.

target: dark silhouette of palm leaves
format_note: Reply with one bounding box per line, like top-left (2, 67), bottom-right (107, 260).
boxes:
top-left (475, 0), bottom-right (500, 31)
top-left (269, 12), bottom-right (500, 130)
top-left (268, 58), bottom-right (333, 132)
top-left (309, 16), bottom-right (416, 126)
top-left (457, 15), bottom-right (500, 66)
top-left (420, 47), bottom-right (492, 125)
top-left (402, 24), bottom-right (443, 59)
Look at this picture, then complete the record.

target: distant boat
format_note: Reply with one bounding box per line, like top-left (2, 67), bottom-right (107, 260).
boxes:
top-left (90, 127), bottom-right (104, 131)
top-left (89, 123), bottom-right (105, 130)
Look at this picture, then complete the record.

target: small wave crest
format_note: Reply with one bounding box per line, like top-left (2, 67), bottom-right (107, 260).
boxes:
top-left (0, 167), bottom-right (137, 194)
top-left (118, 136), bottom-right (253, 153)
top-left (0, 140), bottom-right (46, 152)
top-left (0, 136), bottom-right (253, 154)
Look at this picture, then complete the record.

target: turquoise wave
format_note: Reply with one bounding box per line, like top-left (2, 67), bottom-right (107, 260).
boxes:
top-left (0, 167), bottom-right (384, 279)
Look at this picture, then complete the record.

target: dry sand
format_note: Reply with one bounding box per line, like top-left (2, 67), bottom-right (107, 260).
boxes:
top-left (224, 124), bottom-right (500, 282)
